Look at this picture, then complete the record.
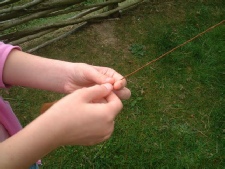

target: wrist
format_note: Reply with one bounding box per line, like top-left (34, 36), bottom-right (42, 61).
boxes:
top-left (34, 111), bottom-right (63, 148)
top-left (0, 113), bottom-right (61, 168)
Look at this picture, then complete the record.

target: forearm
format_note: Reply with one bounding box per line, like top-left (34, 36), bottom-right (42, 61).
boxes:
top-left (3, 49), bottom-right (73, 93)
top-left (0, 113), bottom-right (61, 169)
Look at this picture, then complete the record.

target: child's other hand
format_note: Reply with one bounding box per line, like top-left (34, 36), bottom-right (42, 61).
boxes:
top-left (44, 83), bottom-right (122, 146)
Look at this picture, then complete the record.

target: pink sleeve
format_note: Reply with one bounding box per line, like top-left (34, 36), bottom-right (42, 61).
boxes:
top-left (0, 42), bottom-right (21, 88)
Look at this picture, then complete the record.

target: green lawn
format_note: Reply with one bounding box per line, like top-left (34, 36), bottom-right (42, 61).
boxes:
top-left (2, 0), bottom-right (225, 168)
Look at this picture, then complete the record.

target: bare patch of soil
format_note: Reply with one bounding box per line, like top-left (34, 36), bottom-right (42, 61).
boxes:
top-left (90, 21), bottom-right (118, 47)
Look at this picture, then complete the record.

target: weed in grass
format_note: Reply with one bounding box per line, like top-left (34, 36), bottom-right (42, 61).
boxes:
top-left (129, 43), bottom-right (146, 57)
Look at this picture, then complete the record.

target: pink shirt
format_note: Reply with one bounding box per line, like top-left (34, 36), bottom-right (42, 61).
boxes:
top-left (0, 42), bottom-right (42, 165)
top-left (0, 42), bottom-right (22, 142)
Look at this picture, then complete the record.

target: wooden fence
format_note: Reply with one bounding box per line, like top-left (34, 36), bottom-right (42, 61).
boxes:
top-left (0, 0), bottom-right (143, 52)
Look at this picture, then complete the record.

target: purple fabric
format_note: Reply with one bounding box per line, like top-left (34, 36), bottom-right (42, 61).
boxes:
top-left (0, 42), bottom-right (21, 88)
top-left (0, 99), bottom-right (22, 136)
top-left (0, 42), bottom-right (22, 136)
top-left (0, 42), bottom-right (41, 165)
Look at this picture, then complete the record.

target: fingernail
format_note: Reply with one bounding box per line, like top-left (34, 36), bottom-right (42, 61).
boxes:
top-left (103, 83), bottom-right (113, 90)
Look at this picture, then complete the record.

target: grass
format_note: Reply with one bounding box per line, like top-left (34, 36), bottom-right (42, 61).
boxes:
top-left (1, 0), bottom-right (225, 168)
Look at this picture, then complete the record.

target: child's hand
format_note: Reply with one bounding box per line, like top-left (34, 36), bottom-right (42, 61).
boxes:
top-left (64, 63), bottom-right (131, 100)
top-left (3, 50), bottom-right (131, 99)
top-left (43, 83), bottom-right (122, 146)
top-left (0, 83), bottom-right (122, 168)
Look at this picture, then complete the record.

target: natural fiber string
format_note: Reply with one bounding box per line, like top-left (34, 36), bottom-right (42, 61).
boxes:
top-left (122, 20), bottom-right (225, 80)
top-left (40, 20), bottom-right (224, 111)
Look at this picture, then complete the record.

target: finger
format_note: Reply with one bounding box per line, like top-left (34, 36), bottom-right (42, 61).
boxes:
top-left (78, 83), bottom-right (113, 103)
top-left (113, 79), bottom-right (127, 90)
top-left (86, 68), bottom-right (115, 85)
top-left (113, 87), bottom-right (131, 100)
top-left (93, 66), bottom-right (128, 91)
top-left (104, 92), bottom-right (123, 115)
top-left (94, 66), bottom-right (126, 84)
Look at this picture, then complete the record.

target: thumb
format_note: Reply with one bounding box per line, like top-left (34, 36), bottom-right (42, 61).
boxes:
top-left (78, 83), bottom-right (113, 102)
